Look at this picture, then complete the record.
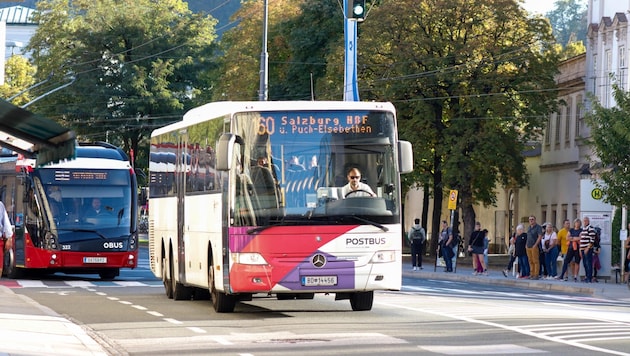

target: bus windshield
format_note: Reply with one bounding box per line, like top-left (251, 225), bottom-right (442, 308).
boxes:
top-left (36, 169), bottom-right (133, 241)
top-left (233, 109), bottom-right (400, 225)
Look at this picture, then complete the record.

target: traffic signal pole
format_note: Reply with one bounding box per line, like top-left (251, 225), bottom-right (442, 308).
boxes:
top-left (343, 0), bottom-right (364, 102)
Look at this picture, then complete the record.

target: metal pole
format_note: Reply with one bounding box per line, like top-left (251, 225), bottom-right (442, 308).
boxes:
top-left (258, 0), bottom-right (269, 101)
top-left (622, 205), bottom-right (627, 281)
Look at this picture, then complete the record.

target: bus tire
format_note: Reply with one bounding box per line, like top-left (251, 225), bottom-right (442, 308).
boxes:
top-left (4, 248), bottom-right (23, 279)
top-left (209, 265), bottom-right (235, 313)
top-left (170, 257), bottom-right (192, 300)
top-left (162, 256), bottom-right (173, 299)
top-left (349, 291), bottom-right (374, 311)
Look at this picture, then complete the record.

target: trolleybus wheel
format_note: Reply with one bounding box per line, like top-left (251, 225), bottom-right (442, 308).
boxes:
top-left (4, 248), bottom-right (23, 279)
top-left (349, 291), bottom-right (374, 311)
top-left (209, 265), bottom-right (236, 313)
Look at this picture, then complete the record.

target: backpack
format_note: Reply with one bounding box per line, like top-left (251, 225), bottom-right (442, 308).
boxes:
top-left (411, 227), bottom-right (426, 243)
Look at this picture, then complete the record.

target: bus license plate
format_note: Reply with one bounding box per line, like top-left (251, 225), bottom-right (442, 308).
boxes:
top-left (83, 257), bottom-right (107, 264)
top-left (301, 276), bottom-right (337, 286)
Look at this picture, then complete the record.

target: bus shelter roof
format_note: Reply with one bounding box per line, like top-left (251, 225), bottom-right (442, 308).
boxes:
top-left (0, 99), bottom-right (76, 166)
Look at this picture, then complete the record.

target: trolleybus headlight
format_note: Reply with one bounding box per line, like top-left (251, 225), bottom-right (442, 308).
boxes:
top-left (232, 252), bottom-right (268, 265)
top-left (370, 250), bottom-right (396, 263)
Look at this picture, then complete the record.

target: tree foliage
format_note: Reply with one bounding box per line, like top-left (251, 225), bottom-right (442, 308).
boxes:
top-left (25, 0), bottom-right (218, 184)
top-left (0, 55), bottom-right (36, 106)
top-left (212, 0), bottom-right (343, 101)
top-left (546, 0), bottom-right (587, 47)
top-left (585, 84), bottom-right (630, 208)
top-left (356, 0), bottom-right (559, 241)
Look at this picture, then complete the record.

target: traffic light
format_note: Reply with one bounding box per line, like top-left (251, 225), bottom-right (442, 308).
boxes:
top-left (347, 0), bottom-right (366, 21)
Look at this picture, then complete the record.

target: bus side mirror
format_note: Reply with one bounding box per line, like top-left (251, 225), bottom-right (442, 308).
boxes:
top-left (216, 133), bottom-right (244, 171)
top-left (398, 140), bottom-right (413, 174)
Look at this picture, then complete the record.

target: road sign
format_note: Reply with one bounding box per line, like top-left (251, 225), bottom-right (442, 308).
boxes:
top-left (447, 190), bottom-right (458, 210)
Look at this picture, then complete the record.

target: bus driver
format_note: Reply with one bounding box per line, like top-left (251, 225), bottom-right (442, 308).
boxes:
top-left (342, 167), bottom-right (375, 198)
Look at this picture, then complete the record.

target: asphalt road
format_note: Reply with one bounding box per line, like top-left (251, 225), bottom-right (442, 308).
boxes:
top-left (8, 247), bottom-right (630, 356)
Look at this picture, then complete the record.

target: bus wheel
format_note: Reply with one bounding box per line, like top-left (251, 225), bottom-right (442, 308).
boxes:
top-left (162, 256), bottom-right (173, 299)
top-left (209, 266), bottom-right (235, 313)
top-left (99, 269), bottom-right (118, 280)
top-left (349, 291), bottom-right (374, 311)
top-left (4, 248), bottom-right (23, 279)
top-left (170, 257), bottom-right (192, 300)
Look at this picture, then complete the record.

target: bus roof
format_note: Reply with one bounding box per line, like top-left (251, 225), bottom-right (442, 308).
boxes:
top-left (151, 101), bottom-right (396, 137)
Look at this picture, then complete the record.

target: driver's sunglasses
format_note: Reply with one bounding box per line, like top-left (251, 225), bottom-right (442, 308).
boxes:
top-left (349, 176), bottom-right (361, 179)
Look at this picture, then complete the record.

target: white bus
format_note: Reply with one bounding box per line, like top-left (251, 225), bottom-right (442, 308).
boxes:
top-left (149, 101), bottom-right (412, 312)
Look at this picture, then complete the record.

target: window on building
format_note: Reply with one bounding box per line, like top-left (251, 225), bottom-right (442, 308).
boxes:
top-left (565, 97), bottom-right (572, 145)
top-left (555, 110), bottom-right (561, 145)
top-left (619, 47), bottom-right (626, 90)
top-left (545, 114), bottom-right (552, 147)
top-left (576, 94), bottom-right (583, 138)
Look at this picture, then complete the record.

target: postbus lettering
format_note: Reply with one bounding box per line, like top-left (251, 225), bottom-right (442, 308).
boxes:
top-left (345, 237), bottom-right (386, 246)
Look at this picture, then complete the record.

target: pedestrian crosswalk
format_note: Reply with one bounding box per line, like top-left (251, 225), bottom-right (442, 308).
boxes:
top-left (0, 279), bottom-right (163, 289)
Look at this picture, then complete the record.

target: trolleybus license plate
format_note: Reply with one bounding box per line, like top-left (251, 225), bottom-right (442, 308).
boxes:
top-left (83, 257), bottom-right (107, 263)
top-left (301, 276), bottom-right (337, 286)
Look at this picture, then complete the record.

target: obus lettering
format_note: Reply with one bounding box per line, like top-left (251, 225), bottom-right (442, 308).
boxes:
top-left (103, 242), bottom-right (123, 249)
top-left (345, 237), bottom-right (386, 246)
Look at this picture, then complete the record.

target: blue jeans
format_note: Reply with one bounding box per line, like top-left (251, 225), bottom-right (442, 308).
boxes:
top-left (545, 246), bottom-right (559, 277)
top-left (581, 249), bottom-right (593, 282)
top-left (517, 255), bottom-right (530, 277)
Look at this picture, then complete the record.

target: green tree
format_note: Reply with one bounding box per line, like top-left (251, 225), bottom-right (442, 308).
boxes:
top-left (546, 0), bottom-right (587, 47)
top-left (0, 55), bottom-right (36, 106)
top-left (25, 0), bottom-right (218, 184)
top-left (356, 0), bottom-right (559, 243)
top-left (212, 0), bottom-right (343, 101)
top-left (585, 83), bottom-right (630, 208)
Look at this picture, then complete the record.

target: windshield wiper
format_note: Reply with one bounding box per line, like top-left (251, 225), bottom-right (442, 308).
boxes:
top-left (57, 228), bottom-right (108, 240)
top-left (345, 215), bottom-right (389, 232)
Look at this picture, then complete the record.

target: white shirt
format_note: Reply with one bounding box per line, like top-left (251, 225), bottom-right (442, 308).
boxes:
top-left (341, 182), bottom-right (375, 198)
top-left (0, 201), bottom-right (13, 238)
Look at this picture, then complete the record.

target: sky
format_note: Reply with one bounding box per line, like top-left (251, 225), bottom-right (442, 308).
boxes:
top-left (522, 0), bottom-right (557, 14)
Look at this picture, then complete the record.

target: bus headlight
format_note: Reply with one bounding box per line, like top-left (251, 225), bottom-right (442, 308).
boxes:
top-left (370, 250), bottom-right (396, 263)
top-left (232, 253), bottom-right (269, 265)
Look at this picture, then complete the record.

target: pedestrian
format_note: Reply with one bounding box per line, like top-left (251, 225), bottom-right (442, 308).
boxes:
top-left (526, 215), bottom-right (543, 280)
top-left (0, 201), bottom-right (14, 277)
top-left (579, 216), bottom-right (596, 283)
top-left (503, 232), bottom-right (517, 277)
top-left (542, 223), bottom-right (559, 279)
top-left (592, 228), bottom-right (601, 283)
top-left (438, 220), bottom-right (454, 272)
top-left (407, 218), bottom-right (426, 271)
top-left (514, 224), bottom-right (530, 279)
top-left (557, 219), bottom-right (570, 271)
top-left (558, 218), bottom-right (582, 282)
top-left (468, 222), bottom-right (486, 275)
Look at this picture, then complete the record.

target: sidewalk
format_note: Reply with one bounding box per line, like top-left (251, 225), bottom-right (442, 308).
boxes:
top-left (0, 285), bottom-right (109, 356)
top-left (404, 254), bottom-right (630, 302)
